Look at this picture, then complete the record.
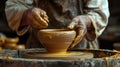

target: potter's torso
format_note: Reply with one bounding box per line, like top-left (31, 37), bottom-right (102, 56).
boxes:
top-left (27, 0), bottom-right (88, 48)
top-left (37, 0), bottom-right (83, 28)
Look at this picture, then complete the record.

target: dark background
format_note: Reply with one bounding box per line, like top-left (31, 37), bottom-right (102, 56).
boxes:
top-left (0, 0), bottom-right (120, 50)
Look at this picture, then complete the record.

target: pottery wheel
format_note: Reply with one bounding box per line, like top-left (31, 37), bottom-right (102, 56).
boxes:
top-left (23, 51), bottom-right (93, 60)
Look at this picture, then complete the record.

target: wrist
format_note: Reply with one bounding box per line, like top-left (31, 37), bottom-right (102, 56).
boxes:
top-left (84, 15), bottom-right (96, 41)
top-left (82, 15), bottom-right (92, 29)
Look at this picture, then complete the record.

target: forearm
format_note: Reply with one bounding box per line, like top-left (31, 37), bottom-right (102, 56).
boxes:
top-left (5, 0), bottom-right (33, 35)
top-left (84, 0), bottom-right (110, 41)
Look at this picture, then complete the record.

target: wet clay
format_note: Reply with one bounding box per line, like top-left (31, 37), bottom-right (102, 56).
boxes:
top-left (37, 29), bottom-right (76, 53)
top-left (23, 51), bottom-right (93, 60)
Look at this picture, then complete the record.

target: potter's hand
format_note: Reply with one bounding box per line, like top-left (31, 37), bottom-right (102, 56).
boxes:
top-left (67, 15), bottom-right (92, 48)
top-left (22, 8), bottom-right (49, 29)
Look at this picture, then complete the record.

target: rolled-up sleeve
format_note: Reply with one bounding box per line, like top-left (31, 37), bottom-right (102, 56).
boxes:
top-left (84, 0), bottom-right (110, 38)
top-left (5, 0), bottom-right (33, 34)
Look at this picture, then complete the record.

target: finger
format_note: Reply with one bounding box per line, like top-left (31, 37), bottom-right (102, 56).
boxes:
top-left (33, 13), bottom-right (48, 27)
top-left (31, 18), bottom-right (46, 29)
top-left (36, 9), bottom-right (49, 26)
top-left (67, 21), bottom-right (77, 30)
top-left (40, 12), bottom-right (49, 22)
top-left (69, 27), bottom-right (86, 48)
top-left (31, 19), bottom-right (41, 29)
top-left (43, 14), bottom-right (49, 22)
top-left (39, 16), bottom-right (48, 27)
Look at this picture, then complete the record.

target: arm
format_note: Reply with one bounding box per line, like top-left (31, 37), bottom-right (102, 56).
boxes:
top-left (5, 0), bottom-right (49, 36)
top-left (5, 0), bottom-right (33, 35)
top-left (68, 0), bottom-right (110, 48)
top-left (84, 0), bottom-right (110, 40)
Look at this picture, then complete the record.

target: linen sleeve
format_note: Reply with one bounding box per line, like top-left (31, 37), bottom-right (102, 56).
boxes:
top-left (84, 0), bottom-right (110, 39)
top-left (5, 0), bottom-right (33, 35)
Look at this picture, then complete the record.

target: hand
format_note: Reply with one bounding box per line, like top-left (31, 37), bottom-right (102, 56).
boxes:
top-left (67, 15), bottom-right (91, 48)
top-left (22, 8), bottom-right (49, 29)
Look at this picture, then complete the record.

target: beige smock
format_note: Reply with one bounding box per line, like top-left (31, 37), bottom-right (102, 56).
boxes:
top-left (5, 0), bottom-right (110, 49)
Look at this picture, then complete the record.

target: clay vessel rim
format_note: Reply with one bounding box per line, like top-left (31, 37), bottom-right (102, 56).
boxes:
top-left (39, 29), bottom-right (75, 33)
top-left (5, 37), bottom-right (19, 42)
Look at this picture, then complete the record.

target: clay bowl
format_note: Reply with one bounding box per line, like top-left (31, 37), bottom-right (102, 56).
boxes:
top-left (5, 37), bottom-right (19, 44)
top-left (37, 29), bottom-right (76, 53)
top-left (14, 44), bottom-right (26, 50)
top-left (4, 43), bottom-right (17, 49)
top-left (4, 37), bottom-right (19, 50)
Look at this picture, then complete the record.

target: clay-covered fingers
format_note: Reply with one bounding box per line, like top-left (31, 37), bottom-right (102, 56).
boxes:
top-left (67, 22), bottom-right (76, 30)
top-left (67, 19), bottom-right (78, 30)
top-left (67, 16), bottom-right (87, 48)
top-left (40, 12), bottom-right (49, 23)
top-left (69, 27), bottom-right (86, 48)
top-left (30, 8), bottom-right (49, 29)
top-left (30, 17), bottom-right (47, 29)
top-left (33, 13), bottom-right (48, 28)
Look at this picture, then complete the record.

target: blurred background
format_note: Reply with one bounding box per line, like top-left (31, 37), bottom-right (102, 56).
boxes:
top-left (0, 0), bottom-right (120, 50)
